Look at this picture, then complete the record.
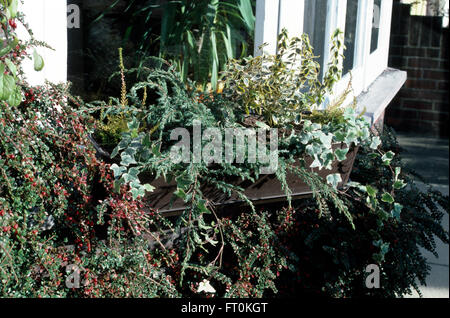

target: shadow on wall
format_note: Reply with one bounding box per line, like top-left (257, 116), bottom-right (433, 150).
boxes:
top-left (67, 0), bottom-right (163, 101)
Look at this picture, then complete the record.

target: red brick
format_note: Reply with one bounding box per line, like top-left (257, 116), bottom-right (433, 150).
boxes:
top-left (423, 70), bottom-right (449, 80)
top-left (386, 108), bottom-right (418, 119)
top-left (426, 48), bottom-right (440, 58)
top-left (392, 34), bottom-right (408, 46)
top-left (405, 79), bottom-right (436, 89)
top-left (419, 111), bottom-right (449, 122)
top-left (437, 81), bottom-right (449, 91)
top-left (408, 58), bottom-right (440, 69)
top-left (402, 99), bottom-right (434, 110)
top-left (398, 89), bottom-right (448, 101)
top-left (441, 44), bottom-right (449, 59)
top-left (389, 56), bottom-right (408, 68)
top-left (389, 46), bottom-right (402, 56)
top-left (402, 47), bottom-right (426, 57)
top-left (405, 69), bottom-right (423, 78)
top-left (434, 103), bottom-right (450, 112)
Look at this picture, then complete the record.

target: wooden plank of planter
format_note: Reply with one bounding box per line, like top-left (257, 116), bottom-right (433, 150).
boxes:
top-left (143, 143), bottom-right (359, 216)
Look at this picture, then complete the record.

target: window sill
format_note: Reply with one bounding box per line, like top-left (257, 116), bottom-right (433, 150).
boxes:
top-left (356, 67), bottom-right (407, 126)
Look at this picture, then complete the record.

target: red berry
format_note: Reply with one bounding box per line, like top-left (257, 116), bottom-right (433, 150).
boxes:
top-left (8, 19), bottom-right (17, 29)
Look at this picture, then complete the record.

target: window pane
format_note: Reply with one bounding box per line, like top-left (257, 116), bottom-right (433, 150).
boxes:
top-left (370, 0), bottom-right (381, 53)
top-left (343, 0), bottom-right (359, 74)
top-left (303, 0), bottom-right (328, 79)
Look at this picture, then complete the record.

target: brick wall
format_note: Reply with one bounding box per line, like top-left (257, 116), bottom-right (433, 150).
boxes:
top-left (386, 2), bottom-right (449, 137)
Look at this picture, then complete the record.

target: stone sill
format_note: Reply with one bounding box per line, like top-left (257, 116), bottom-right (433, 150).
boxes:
top-left (356, 68), bottom-right (407, 126)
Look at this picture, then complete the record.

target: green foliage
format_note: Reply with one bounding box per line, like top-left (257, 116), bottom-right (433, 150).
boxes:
top-left (92, 0), bottom-right (256, 91)
top-left (222, 28), bottom-right (345, 126)
top-left (268, 128), bottom-right (449, 298)
top-left (80, 38), bottom-right (381, 290)
top-left (94, 113), bottom-right (129, 151)
top-left (0, 83), bottom-right (95, 296)
top-left (1, 1), bottom-right (47, 106)
top-left (158, 0), bottom-right (256, 90)
top-left (2, 4), bottom-right (447, 299)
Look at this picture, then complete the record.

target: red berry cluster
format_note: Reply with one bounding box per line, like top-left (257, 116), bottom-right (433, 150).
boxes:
top-left (8, 19), bottom-right (17, 29)
top-left (24, 89), bottom-right (35, 105)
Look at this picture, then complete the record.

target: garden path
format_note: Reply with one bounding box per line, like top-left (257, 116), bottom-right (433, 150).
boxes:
top-left (397, 133), bottom-right (449, 298)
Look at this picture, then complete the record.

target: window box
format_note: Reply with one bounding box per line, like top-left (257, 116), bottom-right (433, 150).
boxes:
top-left (141, 143), bottom-right (359, 215)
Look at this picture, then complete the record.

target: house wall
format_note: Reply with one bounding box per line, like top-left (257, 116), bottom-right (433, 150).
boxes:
top-left (386, 2), bottom-right (449, 137)
top-left (18, 0), bottom-right (68, 86)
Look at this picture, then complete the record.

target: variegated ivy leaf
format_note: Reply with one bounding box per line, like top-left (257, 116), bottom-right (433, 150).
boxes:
top-left (120, 153), bottom-right (137, 167)
top-left (370, 136), bottom-right (381, 150)
top-left (334, 148), bottom-right (349, 162)
top-left (395, 167), bottom-right (401, 180)
top-left (130, 187), bottom-right (145, 200)
top-left (143, 183), bottom-right (155, 192)
top-left (321, 151), bottom-right (335, 170)
top-left (111, 138), bottom-right (132, 158)
top-left (308, 142), bottom-right (325, 156)
top-left (381, 192), bottom-right (395, 204)
top-left (343, 107), bottom-right (356, 119)
top-left (360, 127), bottom-right (370, 140)
top-left (309, 157), bottom-right (322, 169)
top-left (347, 181), bottom-right (367, 193)
top-left (122, 173), bottom-right (137, 183)
top-left (393, 180), bottom-right (407, 190)
top-left (301, 120), bottom-right (313, 132)
top-left (381, 151), bottom-right (395, 165)
top-left (326, 173), bottom-right (342, 189)
top-left (391, 203), bottom-right (403, 220)
top-left (128, 167), bottom-right (140, 177)
top-left (110, 164), bottom-right (127, 178)
top-left (319, 133), bottom-right (333, 149)
top-left (344, 131), bottom-right (358, 145)
top-left (334, 131), bottom-right (346, 142)
top-left (380, 242), bottom-right (390, 255)
top-left (300, 133), bottom-right (312, 145)
top-left (366, 185), bottom-right (377, 197)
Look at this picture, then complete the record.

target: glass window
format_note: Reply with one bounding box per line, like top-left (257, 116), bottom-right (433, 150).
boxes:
top-left (343, 0), bottom-right (359, 74)
top-left (370, 0), bottom-right (381, 53)
top-left (303, 0), bottom-right (328, 79)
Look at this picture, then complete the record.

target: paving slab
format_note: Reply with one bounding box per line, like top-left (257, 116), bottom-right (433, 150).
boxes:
top-left (395, 133), bottom-right (449, 298)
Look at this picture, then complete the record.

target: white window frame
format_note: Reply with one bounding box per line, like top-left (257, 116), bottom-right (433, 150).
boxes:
top-left (17, 0), bottom-right (68, 86)
top-left (254, 0), bottom-right (394, 109)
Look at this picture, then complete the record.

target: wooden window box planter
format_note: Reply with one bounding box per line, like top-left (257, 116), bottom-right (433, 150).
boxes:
top-left (142, 143), bottom-right (359, 216)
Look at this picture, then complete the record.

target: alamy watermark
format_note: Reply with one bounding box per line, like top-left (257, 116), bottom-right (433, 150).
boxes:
top-left (65, 264), bottom-right (83, 289)
top-left (373, 4), bottom-right (381, 29)
top-left (365, 264), bottom-right (380, 289)
top-left (67, 4), bottom-right (80, 29)
top-left (170, 120), bottom-right (278, 174)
